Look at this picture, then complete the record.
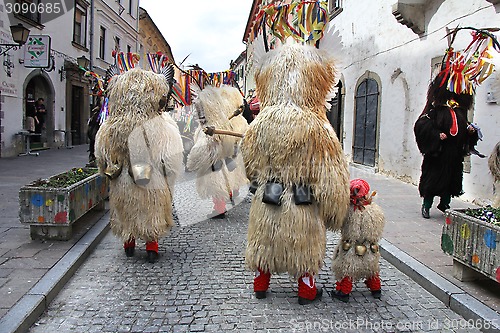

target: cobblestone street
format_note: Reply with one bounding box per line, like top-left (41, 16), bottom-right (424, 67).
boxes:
top-left (28, 173), bottom-right (485, 333)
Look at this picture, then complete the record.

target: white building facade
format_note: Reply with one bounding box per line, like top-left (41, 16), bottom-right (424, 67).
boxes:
top-left (244, 0), bottom-right (500, 205)
top-left (0, 0), bottom-right (139, 157)
top-left (332, 0), bottom-right (499, 205)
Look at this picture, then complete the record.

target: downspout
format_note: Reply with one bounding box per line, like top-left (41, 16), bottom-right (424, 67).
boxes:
top-left (89, 0), bottom-right (94, 71)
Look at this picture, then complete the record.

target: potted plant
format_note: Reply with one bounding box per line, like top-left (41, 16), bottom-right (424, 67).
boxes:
top-left (441, 206), bottom-right (500, 283)
top-left (19, 167), bottom-right (109, 240)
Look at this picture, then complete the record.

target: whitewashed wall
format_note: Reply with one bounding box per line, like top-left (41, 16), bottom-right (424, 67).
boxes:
top-left (332, 0), bottom-right (500, 205)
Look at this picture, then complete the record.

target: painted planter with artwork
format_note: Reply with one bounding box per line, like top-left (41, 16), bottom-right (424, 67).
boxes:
top-left (441, 208), bottom-right (500, 283)
top-left (19, 168), bottom-right (109, 240)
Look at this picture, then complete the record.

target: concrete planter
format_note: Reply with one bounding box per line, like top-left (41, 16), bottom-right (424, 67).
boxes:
top-left (19, 171), bottom-right (109, 240)
top-left (441, 209), bottom-right (500, 283)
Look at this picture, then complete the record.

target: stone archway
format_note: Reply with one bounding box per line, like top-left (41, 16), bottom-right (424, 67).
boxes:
top-left (24, 70), bottom-right (55, 147)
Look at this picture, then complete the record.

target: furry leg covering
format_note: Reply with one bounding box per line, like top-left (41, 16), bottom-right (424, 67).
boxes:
top-left (298, 273), bottom-right (319, 301)
top-left (146, 240), bottom-right (159, 253)
top-left (123, 237), bottom-right (135, 257)
top-left (213, 197), bottom-right (227, 214)
top-left (254, 269), bottom-right (271, 292)
top-left (365, 273), bottom-right (381, 292)
top-left (335, 276), bottom-right (353, 295)
top-left (124, 238), bottom-right (135, 249)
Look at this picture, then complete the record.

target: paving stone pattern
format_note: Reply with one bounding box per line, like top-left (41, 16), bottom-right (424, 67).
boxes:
top-left (29, 195), bottom-right (481, 333)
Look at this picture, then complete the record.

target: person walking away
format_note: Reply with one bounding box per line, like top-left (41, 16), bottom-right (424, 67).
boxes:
top-left (414, 70), bottom-right (482, 219)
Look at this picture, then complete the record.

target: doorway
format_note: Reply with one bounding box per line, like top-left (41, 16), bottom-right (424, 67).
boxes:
top-left (353, 78), bottom-right (379, 167)
top-left (25, 74), bottom-right (53, 146)
top-left (71, 85), bottom-right (84, 145)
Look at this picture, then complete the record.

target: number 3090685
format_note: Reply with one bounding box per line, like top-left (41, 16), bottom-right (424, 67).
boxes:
top-left (5, 2), bottom-right (61, 14)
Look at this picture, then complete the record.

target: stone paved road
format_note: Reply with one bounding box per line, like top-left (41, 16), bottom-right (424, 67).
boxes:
top-left (28, 186), bottom-right (485, 333)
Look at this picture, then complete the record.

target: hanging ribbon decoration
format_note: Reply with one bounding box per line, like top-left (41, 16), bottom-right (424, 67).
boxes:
top-left (441, 27), bottom-right (500, 95)
top-left (249, 1), bottom-right (329, 46)
top-left (113, 51), bottom-right (140, 73)
top-left (146, 52), bottom-right (170, 73)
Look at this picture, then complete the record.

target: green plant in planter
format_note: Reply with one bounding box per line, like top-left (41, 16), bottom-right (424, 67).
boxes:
top-left (29, 167), bottom-right (98, 188)
top-left (464, 206), bottom-right (500, 226)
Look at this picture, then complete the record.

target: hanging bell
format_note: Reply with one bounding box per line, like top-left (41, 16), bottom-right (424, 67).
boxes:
top-left (370, 243), bottom-right (379, 253)
top-left (104, 163), bottom-right (122, 179)
top-left (355, 244), bottom-right (367, 256)
top-left (131, 163), bottom-right (152, 186)
top-left (342, 240), bottom-right (352, 251)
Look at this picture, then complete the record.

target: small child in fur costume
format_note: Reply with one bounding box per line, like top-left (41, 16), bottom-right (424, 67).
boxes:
top-left (95, 68), bottom-right (183, 263)
top-left (331, 178), bottom-right (385, 302)
top-left (186, 85), bottom-right (248, 218)
top-left (241, 41), bottom-right (350, 305)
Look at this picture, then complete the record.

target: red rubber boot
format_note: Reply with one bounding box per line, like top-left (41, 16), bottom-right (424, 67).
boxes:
top-left (297, 273), bottom-right (322, 305)
top-left (146, 240), bottom-right (159, 263)
top-left (124, 238), bottom-right (135, 257)
top-left (332, 276), bottom-right (352, 302)
top-left (254, 268), bottom-right (271, 299)
top-left (365, 273), bottom-right (382, 299)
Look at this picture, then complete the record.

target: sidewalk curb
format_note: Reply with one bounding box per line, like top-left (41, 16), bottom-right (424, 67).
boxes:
top-left (0, 214), bottom-right (110, 333)
top-left (380, 238), bottom-right (500, 333)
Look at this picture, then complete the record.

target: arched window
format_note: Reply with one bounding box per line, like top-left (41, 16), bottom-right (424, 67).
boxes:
top-left (353, 78), bottom-right (379, 167)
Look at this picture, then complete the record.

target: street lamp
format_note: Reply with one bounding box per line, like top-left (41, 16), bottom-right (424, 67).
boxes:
top-left (77, 55), bottom-right (90, 70)
top-left (0, 24), bottom-right (30, 56)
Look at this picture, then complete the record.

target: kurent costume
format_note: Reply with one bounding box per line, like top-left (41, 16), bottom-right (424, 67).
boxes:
top-left (241, 36), bottom-right (350, 304)
top-left (414, 71), bottom-right (479, 218)
top-left (331, 179), bottom-right (385, 302)
top-left (186, 85), bottom-right (249, 218)
top-left (415, 27), bottom-right (499, 218)
top-left (489, 141), bottom-right (500, 208)
top-left (95, 67), bottom-right (183, 263)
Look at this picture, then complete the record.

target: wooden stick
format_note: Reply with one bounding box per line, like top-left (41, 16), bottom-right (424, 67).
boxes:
top-left (203, 126), bottom-right (244, 138)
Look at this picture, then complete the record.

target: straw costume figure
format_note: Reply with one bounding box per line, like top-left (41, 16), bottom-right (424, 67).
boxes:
top-left (95, 66), bottom-right (183, 263)
top-left (187, 85), bottom-right (249, 218)
top-left (488, 141), bottom-right (500, 208)
top-left (240, 3), bottom-right (350, 305)
top-left (331, 179), bottom-right (385, 302)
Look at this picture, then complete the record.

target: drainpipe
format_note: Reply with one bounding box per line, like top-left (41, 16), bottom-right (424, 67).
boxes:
top-left (89, 0), bottom-right (94, 71)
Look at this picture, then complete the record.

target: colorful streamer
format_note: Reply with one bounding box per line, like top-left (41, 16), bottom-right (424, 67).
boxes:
top-left (442, 29), bottom-right (500, 95)
top-left (249, 1), bottom-right (329, 45)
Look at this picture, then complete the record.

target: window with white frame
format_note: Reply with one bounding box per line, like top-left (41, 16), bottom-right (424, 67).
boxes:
top-left (15, 0), bottom-right (42, 24)
top-left (329, 0), bottom-right (343, 19)
top-left (73, 2), bottom-right (88, 47)
top-left (129, 0), bottom-right (134, 16)
top-left (99, 26), bottom-right (106, 60)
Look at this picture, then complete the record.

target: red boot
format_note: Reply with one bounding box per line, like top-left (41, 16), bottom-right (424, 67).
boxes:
top-left (332, 276), bottom-right (352, 302)
top-left (297, 273), bottom-right (322, 305)
top-left (209, 198), bottom-right (227, 219)
top-left (124, 238), bottom-right (135, 257)
top-left (254, 268), bottom-right (271, 299)
top-left (146, 240), bottom-right (159, 263)
top-left (365, 273), bottom-right (382, 299)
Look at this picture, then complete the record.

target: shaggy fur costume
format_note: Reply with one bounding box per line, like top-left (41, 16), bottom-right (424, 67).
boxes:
top-left (414, 71), bottom-right (478, 200)
top-left (95, 68), bottom-right (183, 242)
top-left (489, 141), bottom-right (500, 207)
top-left (186, 85), bottom-right (248, 202)
top-left (331, 197), bottom-right (385, 282)
top-left (242, 42), bottom-right (350, 277)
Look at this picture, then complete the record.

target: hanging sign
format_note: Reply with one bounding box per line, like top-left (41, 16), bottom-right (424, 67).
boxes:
top-left (24, 35), bottom-right (51, 68)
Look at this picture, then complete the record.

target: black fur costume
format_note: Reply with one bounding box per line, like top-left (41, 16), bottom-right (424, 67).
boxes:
top-left (414, 71), bottom-right (479, 199)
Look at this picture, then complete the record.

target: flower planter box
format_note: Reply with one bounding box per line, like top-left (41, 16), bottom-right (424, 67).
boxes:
top-left (441, 209), bottom-right (500, 283)
top-left (19, 171), bottom-right (109, 241)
